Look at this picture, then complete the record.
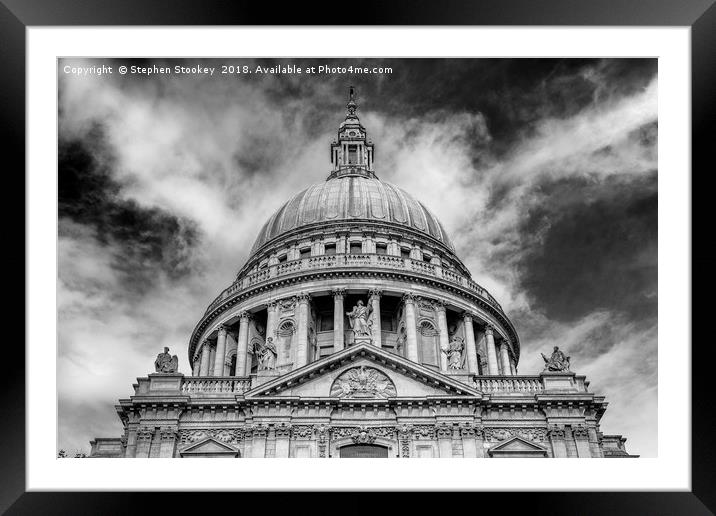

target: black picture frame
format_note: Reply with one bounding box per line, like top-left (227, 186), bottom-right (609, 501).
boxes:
top-left (3, 1), bottom-right (713, 514)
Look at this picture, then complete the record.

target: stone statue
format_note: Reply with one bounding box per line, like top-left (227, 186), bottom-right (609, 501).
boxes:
top-left (541, 346), bottom-right (571, 372)
top-left (346, 299), bottom-right (373, 337)
top-left (443, 336), bottom-right (466, 369)
top-left (154, 347), bottom-right (179, 373)
top-left (253, 338), bottom-right (277, 371)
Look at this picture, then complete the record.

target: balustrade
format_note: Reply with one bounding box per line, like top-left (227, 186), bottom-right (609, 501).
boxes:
top-left (474, 376), bottom-right (545, 394)
top-left (205, 252), bottom-right (502, 315)
top-left (180, 377), bottom-right (252, 394)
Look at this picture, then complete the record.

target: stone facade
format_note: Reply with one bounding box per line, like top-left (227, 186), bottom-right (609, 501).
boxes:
top-left (89, 90), bottom-right (636, 459)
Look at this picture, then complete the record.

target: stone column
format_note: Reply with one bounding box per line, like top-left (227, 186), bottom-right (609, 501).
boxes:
top-left (236, 312), bottom-right (250, 376)
top-left (510, 357), bottom-right (517, 375)
top-left (332, 289), bottom-right (345, 351)
top-left (192, 357), bottom-right (200, 377)
top-left (499, 341), bottom-right (513, 376)
top-left (158, 427), bottom-right (177, 458)
top-left (199, 342), bottom-right (211, 376)
top-left (369, 289), bottom-right (382, 347)
top-left (463, 314), bottom-right (479, 374)
top-left (437, 424), bottom-right (453, 458)
top-left (214, 325), bottom-right (228, 377)
top-left (548, 427), bottom-right (568, 458)
top-left (124, 425), bottom-right (138, 457)
top-left (436, 302), bottom-right (450, 371)
top-left (485, 325), bottom-right (500, 375)
top-left (574, 426), bottom-right (592, 457)
top-left (274, 424), bottom-right (291, 458)
top-left (134, 427), bottom-right (153, 458)
top-left (251, 425), bottom-right (268, 458)
top-left (403, 293), bottom-right (419, 362)
top-left (460, 424), bottom-right (478, 458)
top-left (296, 293), bottom-right (310, 368)
top-left (266, 302), bottom-right (277, 344)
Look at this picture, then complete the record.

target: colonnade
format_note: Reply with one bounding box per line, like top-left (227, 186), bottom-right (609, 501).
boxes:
top-left (192, 290), bottom-right (517, 377)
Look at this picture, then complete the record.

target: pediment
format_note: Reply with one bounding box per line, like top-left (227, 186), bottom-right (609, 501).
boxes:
top-left (488, 436), bottom-right (548, 457)
top-left (244, 343), bottom-right (481, 399)
top-left (180, 437), bottom-right (238, 457)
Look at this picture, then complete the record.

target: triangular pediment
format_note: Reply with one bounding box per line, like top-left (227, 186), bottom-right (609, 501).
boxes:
top-left (244, 343), bottom-right (481, 399)
top-left (180, 437), bottom-right (238, 457)
top-left (488, 436), bottom-right (548, 457)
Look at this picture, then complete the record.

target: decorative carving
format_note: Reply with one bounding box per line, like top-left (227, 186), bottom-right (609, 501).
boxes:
top-left (315, 424), bottom-right (330, 458)
top-left (436, 423), bottom-right (454, 439)
top-left (179, 428), bottom-right (244, 446)
top-left (332, 288), bottom-right (346, 298)
top-left (291, 425), bottom-right (314, 440)
top-left (572, 426), bottom-right (589, 439)
top-left (274, 423), bottom-right (292, 438)
top-left (412, 425), bottom-right (436, 440)
top-left (368, 288), bottom-right (383, 298)
top-left (346, 299), bottom-right (373, 339)
top-left (154, 347), bottom-right (179, 374)
top-left (459, 423), bottom-right (478, 438)
top-left (330, 366), bottom-right (397, 398)
top-left (136, 427), bottom-right (154, 442)
top-left (159, 427), bottom-right (178, 441)
top-left (333, 426), bottom-right (395, 444)
top-left (548, 427), bottom-right (566, 439)
top-left (248, 424), bottom-right (269, 438)
top-left (396, 424), bottom-right (412, 457)
top-left (541, 346), bottom-right (571, 372)
top-left (239, 311), bottom-right (251, 321)
top-left (443, 335), bottom-right (466, 370)
top-left (296, 292), bottom-right (311, 303)
top-left (402, 292), bottom-right (416, 304)
top-left (417, 298), bottom-right (435, 313)
top-left (484, 324), bottom-right (494, 336)
top-left (278, 298), bottom-right (297, 312)
top-left (484, 427), bottom-right (548, 443)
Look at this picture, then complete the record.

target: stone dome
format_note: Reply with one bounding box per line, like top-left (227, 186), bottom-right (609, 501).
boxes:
top-left (249, 174), bottom-right (455, 255)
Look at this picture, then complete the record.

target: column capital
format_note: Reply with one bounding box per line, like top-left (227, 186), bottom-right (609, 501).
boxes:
top-left (217, 324), bottom-right (228, 335)
top-left (297, 292), bottom-right (311, 303)
top-left (402, 292), bottom-right (416, 304)
top-left (332, 288), bottom-right (346, 298)
top-left (239, 311), bottom-right (251, 321)
top-left (368, 288), bottom-right (383, 298)
top-left (266, 300), bottom-right (277, 309)
top-left (434, 299), bottom-right (447, 312)
top-left (461, 311), bottom-right (474, 322)
top-left (484, 324), bottom-right (494, 336)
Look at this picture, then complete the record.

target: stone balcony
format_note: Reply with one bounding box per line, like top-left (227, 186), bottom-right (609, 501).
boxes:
top-left (204, 253), bottom-right (502, 315)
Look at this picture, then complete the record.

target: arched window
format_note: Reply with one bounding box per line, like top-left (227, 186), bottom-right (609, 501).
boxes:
top-left (277, 320), bottom-right (296, 365)
top-left (418, 321), bottom-right (439, 366)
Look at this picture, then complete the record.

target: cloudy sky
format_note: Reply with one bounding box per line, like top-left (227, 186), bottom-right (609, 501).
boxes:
top-left (58, 58), bottom-right (657, 456)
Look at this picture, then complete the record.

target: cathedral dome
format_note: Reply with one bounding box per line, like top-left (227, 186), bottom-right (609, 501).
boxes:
top-left (249, 175), bottom-right (455, 256)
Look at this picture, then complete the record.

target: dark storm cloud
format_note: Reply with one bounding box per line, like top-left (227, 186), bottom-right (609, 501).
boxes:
top-left (59, 127), bottom-right (201, 291)
top-left (515, 171), bottom-right (657, 323)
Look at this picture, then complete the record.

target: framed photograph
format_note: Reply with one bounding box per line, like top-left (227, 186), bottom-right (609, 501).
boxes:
top-left (6, 0), bottom-right (713, 513)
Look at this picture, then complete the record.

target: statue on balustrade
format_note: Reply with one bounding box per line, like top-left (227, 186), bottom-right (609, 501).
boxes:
top-left (541, 346), bottom-right (571, 372)
top-left (443, 336), bottom-right (466, 369)
top-left (253, 337), bottom-right (277, 371)
top-left (154, 347), bottom-right (179, 373)
top-left (346, 299), bottom-right (373, 338)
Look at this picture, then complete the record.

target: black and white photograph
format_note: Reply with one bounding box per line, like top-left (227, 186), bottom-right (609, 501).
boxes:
top-left (57, 57), bottom-right (658, 460)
